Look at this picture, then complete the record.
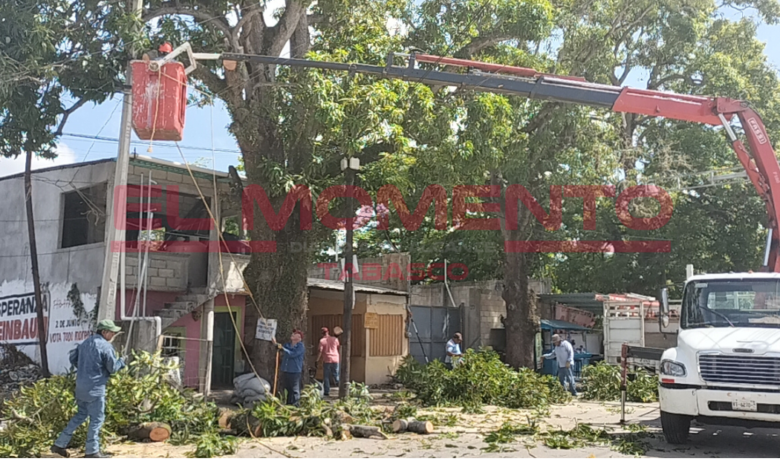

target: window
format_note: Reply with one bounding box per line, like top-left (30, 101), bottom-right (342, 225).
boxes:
top-left (61, 184), bottom-right (107, 248)
top-left (162, 331), bottom-right (184, 358)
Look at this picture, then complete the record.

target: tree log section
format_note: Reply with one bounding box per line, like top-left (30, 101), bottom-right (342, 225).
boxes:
top-left (392, 419), bottom-right (408, 433)
top-left (348, 425), bottom-right (388, 440)
top-left (406, 420), bottom-right (434, 434)
top-left (125, 422), bottom-right (172, 442)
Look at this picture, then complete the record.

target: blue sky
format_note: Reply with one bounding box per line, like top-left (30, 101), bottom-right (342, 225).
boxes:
top-left (4, 5), bottom-right (777, 177)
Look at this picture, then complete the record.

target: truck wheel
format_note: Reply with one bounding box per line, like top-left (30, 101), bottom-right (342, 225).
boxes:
top-left (661, 411), bottom-right (691, 444)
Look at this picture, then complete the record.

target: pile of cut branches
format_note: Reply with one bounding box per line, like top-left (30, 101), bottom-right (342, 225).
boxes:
top-left (395, 350), bottom-right (571, 410)
top-left (580, 363), bottom-right (658, 403)
top-left (224, 382), bottom-right (386, 440)
top-left (0, 351), bottom-right (220, 457)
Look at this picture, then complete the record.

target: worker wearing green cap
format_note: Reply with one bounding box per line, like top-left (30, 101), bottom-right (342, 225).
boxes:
top-left (51, 319), bottom-right (126, 458)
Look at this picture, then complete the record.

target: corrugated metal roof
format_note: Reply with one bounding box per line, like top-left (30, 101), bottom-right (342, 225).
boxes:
top-left (307, 278), bottom-right (408, 296)
top-left (541, 319), bottom-right (593, 331)
top-left (538, 293), bottom-right (606, 316)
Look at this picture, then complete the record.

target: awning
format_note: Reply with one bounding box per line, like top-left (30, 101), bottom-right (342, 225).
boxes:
top-left (538, 293), bottom-right (606, 316)
top-left (541, 319), bottom-right (593, 331)
top-left (307, 278), bottom-right (408, 296)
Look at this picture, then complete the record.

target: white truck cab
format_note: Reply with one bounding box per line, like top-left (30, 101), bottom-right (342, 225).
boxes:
top-left (658, 273), bottom-right (780, 443)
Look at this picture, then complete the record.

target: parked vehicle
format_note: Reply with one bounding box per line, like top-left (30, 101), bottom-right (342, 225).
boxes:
top-left (603, 295), bottom-right (680, 368)
top-left (658, 274), bottom-right (780, 443)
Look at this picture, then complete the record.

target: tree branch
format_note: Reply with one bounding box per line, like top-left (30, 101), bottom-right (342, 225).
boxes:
top-left (142, 3), bottom-right (237, 50)
top-left (290, 11), bottom-right (310, 59)
top-left (456, 34), bottom-right (514, 58)
top-left (55, 97), bottom-right (88, 136)
top-left (648, 73), bottom-right (688, 90)
top-left (233, 5), bottom-right (262, 40)
top-left (266, 1), bottom-right (308, 57)
top-left (520, 103), bottom-right (561, 135)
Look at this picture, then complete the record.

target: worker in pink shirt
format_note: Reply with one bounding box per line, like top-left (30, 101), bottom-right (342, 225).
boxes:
top-left (316, 327), bottom-right (340, 396)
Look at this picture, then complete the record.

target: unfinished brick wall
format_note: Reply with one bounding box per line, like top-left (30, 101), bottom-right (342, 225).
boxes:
top-left (126, 254), bottom-right (188, 291)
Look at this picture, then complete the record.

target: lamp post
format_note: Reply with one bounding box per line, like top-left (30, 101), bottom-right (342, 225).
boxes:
top-left (338, 157), bottom-right (359, 398)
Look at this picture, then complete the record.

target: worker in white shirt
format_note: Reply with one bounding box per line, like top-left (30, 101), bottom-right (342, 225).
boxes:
top-left (445, 332), bottom-right (463, 369)
top-left (543, 334), bottom-right (578, 396)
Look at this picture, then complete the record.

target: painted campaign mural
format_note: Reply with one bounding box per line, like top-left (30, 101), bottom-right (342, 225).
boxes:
top-left (0, 281), bottom-right (97, 374)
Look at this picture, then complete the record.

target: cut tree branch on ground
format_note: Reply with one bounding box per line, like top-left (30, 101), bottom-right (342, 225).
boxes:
top-left (348, 425), bottom-right (388, 439)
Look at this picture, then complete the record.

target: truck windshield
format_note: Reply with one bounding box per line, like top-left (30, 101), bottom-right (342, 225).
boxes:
top-left (682, 279), bottom-right (780, 329)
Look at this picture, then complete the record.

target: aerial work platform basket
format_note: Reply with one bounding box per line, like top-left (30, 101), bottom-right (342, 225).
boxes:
top-left (131, 60), bottom-right (187, 141)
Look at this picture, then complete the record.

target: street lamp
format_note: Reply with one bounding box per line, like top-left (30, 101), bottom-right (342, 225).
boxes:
top-left (339, 157), bottom-right (360, 399)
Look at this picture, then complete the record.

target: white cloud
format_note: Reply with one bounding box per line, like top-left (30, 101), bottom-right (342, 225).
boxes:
top-left (0, 144), bottom-right (78, 178)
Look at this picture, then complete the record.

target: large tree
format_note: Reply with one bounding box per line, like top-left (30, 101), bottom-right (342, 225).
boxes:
top-left (550, 0), bottom-right (780, 297)
top-left (1, 0), bottom-right (131, 376)
top-left (142, 0), bottom-right (443, 379)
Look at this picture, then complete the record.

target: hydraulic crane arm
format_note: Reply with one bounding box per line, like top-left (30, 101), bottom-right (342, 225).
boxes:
top-left (216, 51), bottom-right (780, 271)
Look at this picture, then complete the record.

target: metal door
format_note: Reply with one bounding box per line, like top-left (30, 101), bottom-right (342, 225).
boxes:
top-left (408, 305), bottom-right (462, 364)
top-left (211, 311), bottom-right (236, 389)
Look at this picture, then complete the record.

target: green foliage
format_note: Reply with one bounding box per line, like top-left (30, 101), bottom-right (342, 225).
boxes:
top-left (0, 351), bottom-right (219, 457)
top-left (416, 413), bottom-right (459, 427)
top-left (542, 423), bottom-right (609, 450)
top-left (188, 431), bottom-right (238, 458)
top-left (395, 351), bottom-right (571, 409)
top-left (393, 402), bottom-right (418, 420)
top-left (480, 420), bottom-right (652, 455)
top-left (0, 0), bottom-right (132, 159)
top-left (484, 420), bottom-right (539, 444)
top-left (581, 363), bottom-right (658, 403)
top-left (241, 382), bottom-right (382, 439)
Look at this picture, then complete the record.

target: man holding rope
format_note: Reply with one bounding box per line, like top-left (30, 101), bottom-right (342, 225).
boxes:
top-left (272, 329), bottom-right (305, 406)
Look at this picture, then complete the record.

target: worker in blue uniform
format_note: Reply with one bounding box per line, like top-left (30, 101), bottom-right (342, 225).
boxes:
top-left (50, 320), bottom-right (126, 458)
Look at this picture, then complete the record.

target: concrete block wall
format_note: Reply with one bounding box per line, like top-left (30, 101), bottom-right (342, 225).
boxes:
top-left (410, 278), bottom-right (552, 350)
top-left (479, 289), bottom-right (506, 346)
top-left (126, 253), bottom-right (189, 291)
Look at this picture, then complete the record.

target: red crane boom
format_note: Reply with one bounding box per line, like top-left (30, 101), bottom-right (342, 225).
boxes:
top-left (215, 51), bottom-right (780, 271)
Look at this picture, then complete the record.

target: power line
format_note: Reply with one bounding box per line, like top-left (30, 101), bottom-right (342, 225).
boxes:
top-left (61, 132), bottom-right (242, 155)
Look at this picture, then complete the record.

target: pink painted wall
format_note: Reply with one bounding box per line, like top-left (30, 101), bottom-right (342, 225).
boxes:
top-left (169, 294), bottom-right (247, 389)
top-left (170, 312), bottom-right (202, 387)
top-left (111, 290), bottom-right (247, 388)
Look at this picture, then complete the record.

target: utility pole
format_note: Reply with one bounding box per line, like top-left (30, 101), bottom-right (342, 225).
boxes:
top-left (339, 157), bottom-right (359, 399)
top-left (24, 150), bottom-right (50, 378)
top-left (98, 0), bottom-right (142, 321)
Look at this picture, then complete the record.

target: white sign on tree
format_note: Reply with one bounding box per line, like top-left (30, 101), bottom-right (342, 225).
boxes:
top-left (255, 318), bottom-right (277, 341)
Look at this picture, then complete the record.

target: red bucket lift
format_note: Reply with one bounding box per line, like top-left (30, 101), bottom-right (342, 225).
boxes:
top-left (131, 59), bottom-right (187, 141)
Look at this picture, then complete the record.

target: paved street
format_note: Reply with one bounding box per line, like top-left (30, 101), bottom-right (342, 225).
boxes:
top-left (102, 400), bottom-right (780, 458)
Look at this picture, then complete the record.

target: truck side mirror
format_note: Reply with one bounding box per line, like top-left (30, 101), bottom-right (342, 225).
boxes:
top-left (659, 287), bottom-right (670, 329)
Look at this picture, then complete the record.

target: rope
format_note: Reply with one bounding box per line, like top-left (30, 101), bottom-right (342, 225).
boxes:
top-left (146, 66), bottom-right (164, 153)
top-left (174, 142), bottom-right (269, 387)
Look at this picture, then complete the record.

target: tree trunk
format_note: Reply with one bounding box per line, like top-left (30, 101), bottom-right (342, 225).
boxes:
top-left (242, 225), bottom-right (310, 381)
top-left (502, 249), bottom-right (537, 369)
top-left (24, 150), bottom-right (50, 378)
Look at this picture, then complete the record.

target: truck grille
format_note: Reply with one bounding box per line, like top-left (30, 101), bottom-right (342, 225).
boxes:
top-left (699, 355), bottom-right (780, 386)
